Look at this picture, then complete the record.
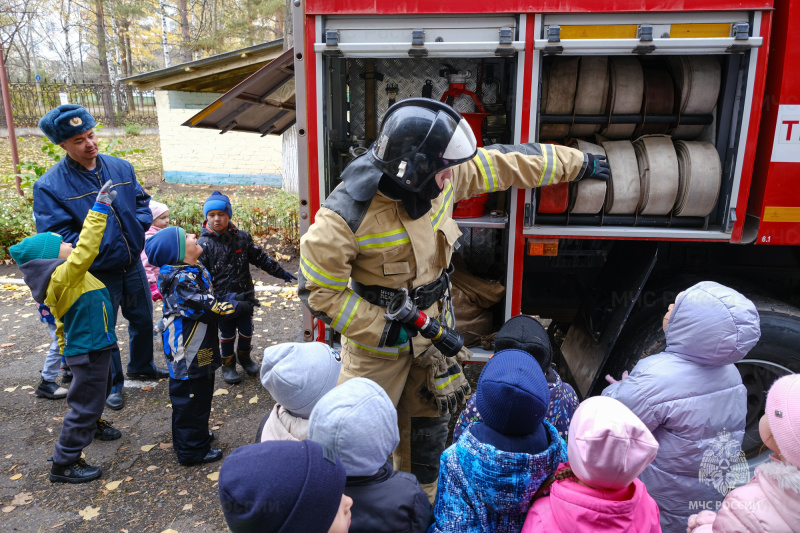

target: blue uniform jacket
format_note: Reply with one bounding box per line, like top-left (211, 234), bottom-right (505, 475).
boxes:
top-left (33, 154), bottom-right (152, 271)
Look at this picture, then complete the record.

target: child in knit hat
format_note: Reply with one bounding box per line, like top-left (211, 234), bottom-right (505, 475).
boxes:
top-left (255, 342), bottom-right (342, 443)
top-left (219, 439), bottom-right (352, 533)
top-left (688, 373), bottom-right (800, 533)
top-left (11, 181), bottom-right (122, 483)
top-left (430, 349), bottom-right (567, 533)
top-left (145, 226), bottom-right (254, 466)
top-left (522, 396), bottom-right (661, 533)
top-left (198, 190), bottom-right (297, 385)
top-left (308, 377), bottom-right (433, 533)
top-left (139, 200), bottom-right (170, 301)
top-left (454, 315), bottom-right (579, 442)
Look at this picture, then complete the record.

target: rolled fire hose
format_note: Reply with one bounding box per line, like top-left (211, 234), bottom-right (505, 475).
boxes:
top-left (601, 140), bottom-right (641, 215)
top-left (540, 57), bottom-right (579, 140)
top-left (633, 135), bottom-right (680, 216)
top-left (570, 57), bottom-right (610, 137)
top-left (669, 56), bottom-right (721, 140)
top-left (601, 57), bottom-right (644, 139)
top-left (674, 140), bottom-right (722, 217)
top-left (569, 139), bottom-right (607, 214)
top-left (634, 67), bottom-right (676, 137)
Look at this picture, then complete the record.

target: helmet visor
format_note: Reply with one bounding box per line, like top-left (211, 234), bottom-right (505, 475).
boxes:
top-left (443, 118), bottom-right (478, 162)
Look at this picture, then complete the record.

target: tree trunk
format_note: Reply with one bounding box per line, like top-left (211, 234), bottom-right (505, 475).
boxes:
top-left (281, 0), bottom-right (298, 194)
top-left (124, 25), bottom-right (135, 111)
top-left (94, 0), bottom-right (116, 124)
top-left (159, 0), bottom-right (171, 67)
top-left (62, 0), bottom-right (75, 84)
top-left (177, 0), bottom-right (192, 63)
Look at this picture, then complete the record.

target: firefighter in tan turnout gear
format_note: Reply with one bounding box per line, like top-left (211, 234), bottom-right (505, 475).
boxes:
top-left (299, 98), bottom-right (610, 500)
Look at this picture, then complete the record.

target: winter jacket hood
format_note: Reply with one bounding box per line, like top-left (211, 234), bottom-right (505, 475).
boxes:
top-left (258, 404), bottom-right (309, 442)
top-left (19, 258), bottom-right (65, 304)
top-left (345, 461), bottom-right (434, 533)
top-left (693, 456), bottom-right (800, 533)
top-left (141, 225), bottom-right (163, 286)
top-left (666, 281), bottom-right (760, 366)
top-left (523, 466), bottom-right (661, 533)
top-left (33, 154), bottom-right (152, 271)
top-left (430, 420), bottom-right (566, 533)
top-left (198, 222), bottom-right (288, 295)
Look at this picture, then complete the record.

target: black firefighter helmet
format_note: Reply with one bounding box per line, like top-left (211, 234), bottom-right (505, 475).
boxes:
top-left (340, 98), bottom-right (478, 202)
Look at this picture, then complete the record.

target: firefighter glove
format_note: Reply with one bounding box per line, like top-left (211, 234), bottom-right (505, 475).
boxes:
top-left (576, 153), bottom-right (611, 182)
top-left (416, 346), bottom-right (471, 417)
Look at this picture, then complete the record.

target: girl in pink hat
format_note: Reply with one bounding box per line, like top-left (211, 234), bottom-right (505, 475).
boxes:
top-left (140, 200), bottom-right (170, 301)
top-left (688, 373), bottom-right (800, 533)
top-left (522, 396), bottom-right (662, 533)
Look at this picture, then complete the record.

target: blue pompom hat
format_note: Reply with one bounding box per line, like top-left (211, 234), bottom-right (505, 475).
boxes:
top-left (38, 105), bottom-right (97, 144)
top-left (203, 191), bottom-right (233, 219)
top-left (144, 227), bottom-right (186, 267)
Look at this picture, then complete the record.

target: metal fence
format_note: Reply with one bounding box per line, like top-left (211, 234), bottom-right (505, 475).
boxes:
top-left (0, 82), bottom-right (158, 128)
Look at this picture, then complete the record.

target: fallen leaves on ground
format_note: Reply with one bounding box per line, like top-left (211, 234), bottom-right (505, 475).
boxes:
top-left (9, 474), bottom-right (22, 480)
top-left (78, 505), bottom-right (100, 521)
top-left (140, 444), bottom-right (156, 452)
top-left (212, 389), bottom-right (228, 396)
top-left (206, 471), bottom-right (219, 481)
top-left (249, 395), bottom-right (258, 404)
top-left (11, 492), bottom-right (32, 505)
top-left (104, 480), bottom-right (123, 491)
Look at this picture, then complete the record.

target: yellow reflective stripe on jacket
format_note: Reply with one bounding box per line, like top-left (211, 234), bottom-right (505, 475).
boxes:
top-left (347, 338), bottom-right (411, 356)
top-left (475, 148), bottom-right (499, 192)
top-left (431, 181), bottom-right (454, 232)
top-left (300, 255), bottom-right (348, 290)
top-left (539, 143), bottom-right (557, 187)
top-left (331, 290), bottom-right (362, 334)
top-left (356, 228), bottom-right (410, 249)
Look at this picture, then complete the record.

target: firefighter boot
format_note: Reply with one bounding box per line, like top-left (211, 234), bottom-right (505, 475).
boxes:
top-left (236, 348), bottom-right (259, 376)
top-left (220, 356), bottom-right (242, 384)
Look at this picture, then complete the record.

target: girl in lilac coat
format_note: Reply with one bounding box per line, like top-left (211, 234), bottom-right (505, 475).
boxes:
top-left (522, 396), bottom-right (662, 533)
top-left (688, 373), bottom-right (800, 533)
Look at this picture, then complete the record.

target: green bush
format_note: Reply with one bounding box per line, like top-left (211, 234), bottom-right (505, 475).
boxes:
top-left (150, 189), bottom-right (300, 244)
top-left (123, 121), bottom-right (143, 136)
top-left (0, 191), bottom-right (35, 260)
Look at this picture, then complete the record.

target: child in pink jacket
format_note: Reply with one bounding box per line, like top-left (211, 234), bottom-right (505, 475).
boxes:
top-left (688, 373), bottom-right (800, 533)
top-left (522, 396), bottom-right (662, 533)
top-left (140, 200), bottom-right (169, 301)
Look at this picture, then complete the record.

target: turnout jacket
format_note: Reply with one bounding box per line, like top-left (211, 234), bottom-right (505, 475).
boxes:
top-left (33, 154), bottom-right (152, 271)
top-left (157, 262), bottom-right (244, 380)
top-left (18, 204), bottom-right (117, 356)
top-left (300, 143), bottom-right (587, 360)
top-left (198, 222), bottom-right (289, 295)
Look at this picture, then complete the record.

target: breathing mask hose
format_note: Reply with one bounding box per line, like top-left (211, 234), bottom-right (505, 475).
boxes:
top-left (385, 288), bottom-right (464, 357)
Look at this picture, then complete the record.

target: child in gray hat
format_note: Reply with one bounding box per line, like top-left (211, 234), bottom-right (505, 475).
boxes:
top-left (309, 377), bottom-right (433, 533)
top-left (256, 342), bottom-right (342, 443)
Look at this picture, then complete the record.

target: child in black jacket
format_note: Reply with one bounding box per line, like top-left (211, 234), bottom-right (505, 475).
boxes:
top-left (198, 191), bottom-right (296, 384)
top-left (145, 226), bottom-right (254, 465)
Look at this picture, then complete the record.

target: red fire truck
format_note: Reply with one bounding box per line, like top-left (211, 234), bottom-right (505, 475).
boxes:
top-left (289, 0), bottom-right (800, 459)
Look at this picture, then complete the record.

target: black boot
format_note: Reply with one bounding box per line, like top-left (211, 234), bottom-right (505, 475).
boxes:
top-left (220, 356), bottom-right (242, 384)
top-left (236, 348), bottom-right (259, 376)
top-left (49, 458), bottom-right (102, 483)
top-left (95, 418), bottom-right (122, 441)
top-left (179, 447), bottom-right (223, 466)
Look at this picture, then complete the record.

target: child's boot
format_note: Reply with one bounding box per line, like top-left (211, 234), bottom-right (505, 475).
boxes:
top-left (236, 348), bottom-right (259, 376)
top-left (221, 356), bottom-right (242, 384)
top-left (36, 379), bottom-right (68, 399)
top-left (49, 457), bottom-right (102, 483)
top-left (61, 360), bottom-right (73, 383)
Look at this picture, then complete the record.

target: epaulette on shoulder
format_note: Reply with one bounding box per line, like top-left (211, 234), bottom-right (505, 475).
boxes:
top-left (322, 184), bottom-right (373, 233)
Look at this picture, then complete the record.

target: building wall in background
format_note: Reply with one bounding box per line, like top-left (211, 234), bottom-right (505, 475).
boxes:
top-left (155, 90), bottom-right (283, 186)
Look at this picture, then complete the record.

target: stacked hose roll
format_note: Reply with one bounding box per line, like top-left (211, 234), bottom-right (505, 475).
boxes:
top-left (673, 140), bottom-right (722, 217)
top-left (600, 57), bottom-right (644, 139)
top-left (669, 56), bottom-right (722, 139)
top-left (570, 57), bottom-right (609, 137)
top-left (601, 140), bottom-right (640, 215)
top-left (633, 135), bottom-right (680, 216)
top-left (634, 66), bottom-right (676, 137)
top-left (569, 140), bottom-right (607, 214)
top-left (540, 57), bottom-right (579, 140)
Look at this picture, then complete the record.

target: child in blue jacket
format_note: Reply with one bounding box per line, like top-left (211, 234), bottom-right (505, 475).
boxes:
top-left (145, 226), bottom-right (254, 466)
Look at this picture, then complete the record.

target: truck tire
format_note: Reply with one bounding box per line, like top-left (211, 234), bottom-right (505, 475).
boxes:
top-left (610, 291), bottom-right (800, 460)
